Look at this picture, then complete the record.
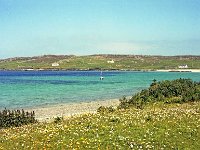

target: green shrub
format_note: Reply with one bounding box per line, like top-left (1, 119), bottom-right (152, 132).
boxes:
top-left (118, 96), bottom-right (131, 109)
top-left (0, 108), bottom-right (37, 128)
top-left (164, 97), bottom-right (182, 104)
top-left (97, 106), bottom-right (116, 114)
top-left (119, 79), bottom-right (200, 109)
top-left (54, 116), bottom-right (63, 124)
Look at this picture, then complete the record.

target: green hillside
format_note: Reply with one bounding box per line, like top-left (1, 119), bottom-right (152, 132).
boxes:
top-left (0, 54), bottom-right (200, 70)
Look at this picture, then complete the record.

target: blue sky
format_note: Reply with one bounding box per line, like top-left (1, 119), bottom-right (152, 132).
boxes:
top-left (0, 0), bottom-right (200, 58)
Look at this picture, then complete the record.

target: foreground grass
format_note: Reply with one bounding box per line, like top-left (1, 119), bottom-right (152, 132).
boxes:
top-left (0, 102), bottom-right (200, 149)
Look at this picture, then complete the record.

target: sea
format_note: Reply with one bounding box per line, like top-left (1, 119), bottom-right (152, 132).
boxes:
top-left (0, 71), bottom-right (199, 109)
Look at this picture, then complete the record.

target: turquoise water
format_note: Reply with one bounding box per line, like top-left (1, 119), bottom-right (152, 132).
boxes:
top-left (0, 71), bottom-right (199, 109)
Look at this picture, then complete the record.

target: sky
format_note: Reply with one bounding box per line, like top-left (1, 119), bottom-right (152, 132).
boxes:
top-left (0, 0), bottom-right (200, 58)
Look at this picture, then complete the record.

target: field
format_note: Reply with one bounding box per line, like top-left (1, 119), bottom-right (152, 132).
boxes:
top-left (0, 101), bottom-right (199, 149)
top-left (0, 54), bottom-right (200, 70)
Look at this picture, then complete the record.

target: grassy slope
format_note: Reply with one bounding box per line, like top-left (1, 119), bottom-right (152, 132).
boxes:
top-left (0, 55), bottom-right (200, 70)
top-left (0, 102), bottom-right (199, 149)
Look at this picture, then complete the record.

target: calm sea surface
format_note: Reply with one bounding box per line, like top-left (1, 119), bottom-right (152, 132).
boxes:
top-left (0, 71), bottom-right (199, 109)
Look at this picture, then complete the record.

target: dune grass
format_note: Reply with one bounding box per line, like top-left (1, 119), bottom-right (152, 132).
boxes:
top-left (0, 101), bottom-right (199, 149)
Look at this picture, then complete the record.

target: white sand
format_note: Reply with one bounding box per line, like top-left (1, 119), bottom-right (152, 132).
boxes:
top-left (27, 99), bottom-right (120, 122)
top-left (156, 69), bottom-right (200, 72)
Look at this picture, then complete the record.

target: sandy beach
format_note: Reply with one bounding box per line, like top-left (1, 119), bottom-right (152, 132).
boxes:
top-left (156, 69), bottom-right (200, 72)
top-left (27, 99), bottom-right (120, 122)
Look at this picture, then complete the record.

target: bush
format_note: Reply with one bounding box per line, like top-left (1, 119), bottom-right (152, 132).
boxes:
top-left (0, 108), bottom-right (37, 128)
top-left (119, 78), bottom-right (200, 109)
top-left (97, 106), bottom-right (116, 114)
top-left (54, 116), bottom-right (63, 124)
top-left (164, 97), bottom-right (182, 104)
top-left (118, 96), bottom-right (130, 109)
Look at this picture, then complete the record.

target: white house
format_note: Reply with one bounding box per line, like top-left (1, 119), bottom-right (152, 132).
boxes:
top-left (52, 62), bottom-right (59, 67)
top-left (178, 65), bottom-right (188, 69)
top-left (107, 60), bottom-right (115, 64)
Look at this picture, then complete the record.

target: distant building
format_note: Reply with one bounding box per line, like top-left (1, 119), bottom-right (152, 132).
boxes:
top-left (107, 60), bottom-right (115, 64)
top-left (52, 63), bottom-right (59, 67)
top-left (178, 65), bottom-right (188, 69)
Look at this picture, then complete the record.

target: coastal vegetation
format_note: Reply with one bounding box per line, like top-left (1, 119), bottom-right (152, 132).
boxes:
top-left (0, 109), bottom-right (37, 128)
top-left (118, 78), bottom-right (200, 109)
top-left (0, 79), bottom-right (200, 149)
top-left (0, 102), bottom-right (199, 149)
top-left (0, 54), bottom-right (200, 70)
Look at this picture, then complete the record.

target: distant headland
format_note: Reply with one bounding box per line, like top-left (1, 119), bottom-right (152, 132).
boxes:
top-left (0, 54), bottom-right (200, 71)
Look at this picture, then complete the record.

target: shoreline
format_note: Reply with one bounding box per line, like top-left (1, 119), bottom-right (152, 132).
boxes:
top-left (26, 99), bottom-right (120, 122)
top-left (1, 69), bottom-right (200, 72)
top-left (156, 69), bottom-right (200, 72)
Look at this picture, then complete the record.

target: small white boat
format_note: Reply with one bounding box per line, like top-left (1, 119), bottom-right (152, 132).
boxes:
top-left (100, 71), bottom-right (104, 80)
top-left (100, 76), bottom-right (104, 80)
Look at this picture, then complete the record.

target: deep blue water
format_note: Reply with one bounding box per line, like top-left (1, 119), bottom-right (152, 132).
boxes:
top-left (0, 71), bottom-right (199, 109)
